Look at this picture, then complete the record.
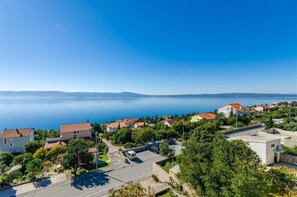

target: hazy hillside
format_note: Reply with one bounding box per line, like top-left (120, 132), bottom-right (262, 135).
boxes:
top-left (0, 91), bottom-right (296, 99)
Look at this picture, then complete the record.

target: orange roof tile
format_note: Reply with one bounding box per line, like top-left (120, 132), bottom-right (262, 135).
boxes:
top-left (61, 122), bottom-right (91, 133)
top-left (229, 103), bottom-right (245, 111)
top-left (44, 141), bottom-right (67, 150)
top-left (107, 122), bottom-right (119, 129)
top-left (0, 128), bottom-right (33, 139)
top-left (198, 113), bottom-right (216, 120)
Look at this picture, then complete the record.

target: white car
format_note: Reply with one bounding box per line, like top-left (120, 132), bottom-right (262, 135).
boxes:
top-left (125, 150), bottom-right (137, 160)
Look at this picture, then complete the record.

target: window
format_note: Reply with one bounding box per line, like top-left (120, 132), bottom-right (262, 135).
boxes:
top-left (271, 144), bottom-right (275, 148)
top-left (74, 131), bottom-right (77, 134)
top-left (9, 143), bottom-right (13, 147)
top-left (3, 139), bottom-right (6, 144)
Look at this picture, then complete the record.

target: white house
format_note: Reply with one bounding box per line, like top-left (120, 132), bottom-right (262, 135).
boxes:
top-left (218, 103), bottom-right (249, 117)
top-left (229, 135), bottom-right (283, 165)
top-left (106, 122), bottom-right (120, 132)
top-left (60, 122), bottom-right (92, 141)
top-left (254, 105), bottom-right (269, 112)
top-left (0, 128), bottom-right (34, 153)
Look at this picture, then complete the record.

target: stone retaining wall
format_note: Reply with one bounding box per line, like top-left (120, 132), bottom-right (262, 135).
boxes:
top-left (280, 153), bottom-right (297, 165)
top-left (152, 162), bottom-right (171, 183)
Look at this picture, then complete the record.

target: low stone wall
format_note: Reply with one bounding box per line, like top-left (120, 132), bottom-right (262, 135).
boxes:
top-left (152, 159), bottom-right (197, 197)
top-left (152, 162), bottom-right (171, 183)
top-left (280, 153), bottom-right (297, 165)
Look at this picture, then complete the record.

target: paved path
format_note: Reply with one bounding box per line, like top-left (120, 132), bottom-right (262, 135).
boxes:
top-left (1, 151), bottom-right (163, 197)
top-left (0, 173), bottom-right (67, 197)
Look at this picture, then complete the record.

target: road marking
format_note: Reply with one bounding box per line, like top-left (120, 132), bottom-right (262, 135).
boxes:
top-left (85, 174), bottom-right (150, 197)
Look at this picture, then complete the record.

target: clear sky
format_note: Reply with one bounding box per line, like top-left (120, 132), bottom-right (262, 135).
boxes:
top-left (0, 0), bottom-right (296, 94)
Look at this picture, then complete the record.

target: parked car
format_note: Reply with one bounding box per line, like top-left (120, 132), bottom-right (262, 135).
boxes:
top-left (125, 150), bottom-right (137, 160)
top-left (149, 145), bottom-right (160, 154)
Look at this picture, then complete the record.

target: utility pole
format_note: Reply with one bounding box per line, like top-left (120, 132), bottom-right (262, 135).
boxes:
top-left (95, 134), bottom-right (98, 169)
top-left (182, 118), bottom-right (185, 140)
top-left (236, 112), bottom-right (238, 128)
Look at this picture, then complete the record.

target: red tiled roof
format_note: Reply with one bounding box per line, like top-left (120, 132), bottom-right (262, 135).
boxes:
top-left (198, 113), bottom-right (216, 120)
top-left (166, 119), bottom-right (180, 126)
top-left (0, 128), bottom-right (33, 139)
top-left (124, 118), bottom-right (137, 123)
top-left (119, 121), bottom-right (127, 128)
top-left (44, 141), bottom-right (67, 150)
top-left (135, 122), bottom-right (145, 127)
top-left (162, 115), bottom-right (172, 120)
top-left (107, 122), bottom-right (119, 129)
top-left (61, 122), bottom-right (91, 133)
top-left (229, 103), bottom-right (245, 111)
top-left (88, 147), bottom-right (97, 153)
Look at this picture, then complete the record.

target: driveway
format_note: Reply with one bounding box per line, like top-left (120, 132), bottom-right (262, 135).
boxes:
top-left (2, 150), bottom-right (163, 197)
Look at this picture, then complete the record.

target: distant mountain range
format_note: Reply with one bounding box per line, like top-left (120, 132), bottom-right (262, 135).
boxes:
top-left (0, 91), bottom-right (296, 99)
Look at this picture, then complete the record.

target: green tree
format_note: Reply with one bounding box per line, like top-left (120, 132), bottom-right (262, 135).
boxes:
top-left (132, 128), bottom-right (155, 144)
top-left (179, 130), bottom-right (272, 197)
top-left (62, 138), bottom-right (93, 175)
top-left (33, 147), bottom-right (47, 161)
top-left (159, 142), bottom-right (174, 158)
top-left (114, 127), bottom-right (132, 144)
top-left (25, 141), bottom-right (43, 154)
top-left (13, 153), bottom-right (33, 170)
top-left (0, 152), bottom-right (13, 166)
top-left (265, 115), bottom-right (274, 129)
top-left (97, 137), bottom-right (109, 155)
top-left (267, 166), bottom-right (297, 196)
top-left (26, 158), bottom-right (44, 178)
top-left (4, 169), bottom-right (23, 185)
top-left (46, 145), bottom-right (66, 161)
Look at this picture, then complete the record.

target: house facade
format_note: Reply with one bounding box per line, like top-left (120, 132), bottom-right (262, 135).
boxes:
top-left (190, 113), bottom-right (216, 123)
top-left (0, 128), bottom-right (34, 153)
top-left (106, 122), bottom-right (120, 132)
top-left (229, 135), bottom-right (283, 165)
top-left (60, 122), bottom-right (92, 141)
top-left (218, 103), bottom-right (249, 117)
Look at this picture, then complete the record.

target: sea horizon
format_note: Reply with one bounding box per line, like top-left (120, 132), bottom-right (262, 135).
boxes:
top-left (0, 96), bottom-right (295, 131)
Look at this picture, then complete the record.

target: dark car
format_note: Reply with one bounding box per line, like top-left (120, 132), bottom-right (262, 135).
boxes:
top-left (150, 145), bottom-right (160, 154)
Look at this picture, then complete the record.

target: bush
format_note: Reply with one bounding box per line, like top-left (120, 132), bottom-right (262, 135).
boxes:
top-left (46, 145), bottom-right (66, 161)
top-left (25, 141), bottom-right (43, 154)
top-left (33, 147), bottom-right (47, 160)
top-left (5, 169), bottom-right (23, 185)
top-left (26, 159), bottom-right (44, 178)
top-left (282, 145), bottom-right (297, 156)
top-left (0, 152), bottom-right (13, 166)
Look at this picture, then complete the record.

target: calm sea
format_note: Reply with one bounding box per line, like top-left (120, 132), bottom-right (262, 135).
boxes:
top-left (0, 97), bottom-right (294, 131)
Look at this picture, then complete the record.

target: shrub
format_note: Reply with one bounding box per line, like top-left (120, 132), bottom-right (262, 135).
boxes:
top-left (46, 145), bottom-right (66, 161)
top-left (33, 147), bottom-right (47, 160)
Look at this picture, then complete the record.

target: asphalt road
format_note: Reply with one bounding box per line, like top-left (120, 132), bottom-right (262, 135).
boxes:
top-left (14, 151), bottom-right (163, 197)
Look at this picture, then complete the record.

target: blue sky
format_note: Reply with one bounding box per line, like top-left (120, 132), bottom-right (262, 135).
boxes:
top-left (0, 0), bottom-right (296, 94)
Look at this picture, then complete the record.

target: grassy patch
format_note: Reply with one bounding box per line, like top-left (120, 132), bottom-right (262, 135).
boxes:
top-left (162, 160), bottom-right (178, 173)
top-left (99, 154), bottom-right (109, 161)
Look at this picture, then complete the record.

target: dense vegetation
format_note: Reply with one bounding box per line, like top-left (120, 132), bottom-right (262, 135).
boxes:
top-left (179, 129), bottom-right (297, 196)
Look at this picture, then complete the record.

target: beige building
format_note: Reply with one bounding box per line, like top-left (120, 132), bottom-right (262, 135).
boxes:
top-left (60, 122), bottom-right (92, 141)
top-left (0, 128), bottom-right (34, 153)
